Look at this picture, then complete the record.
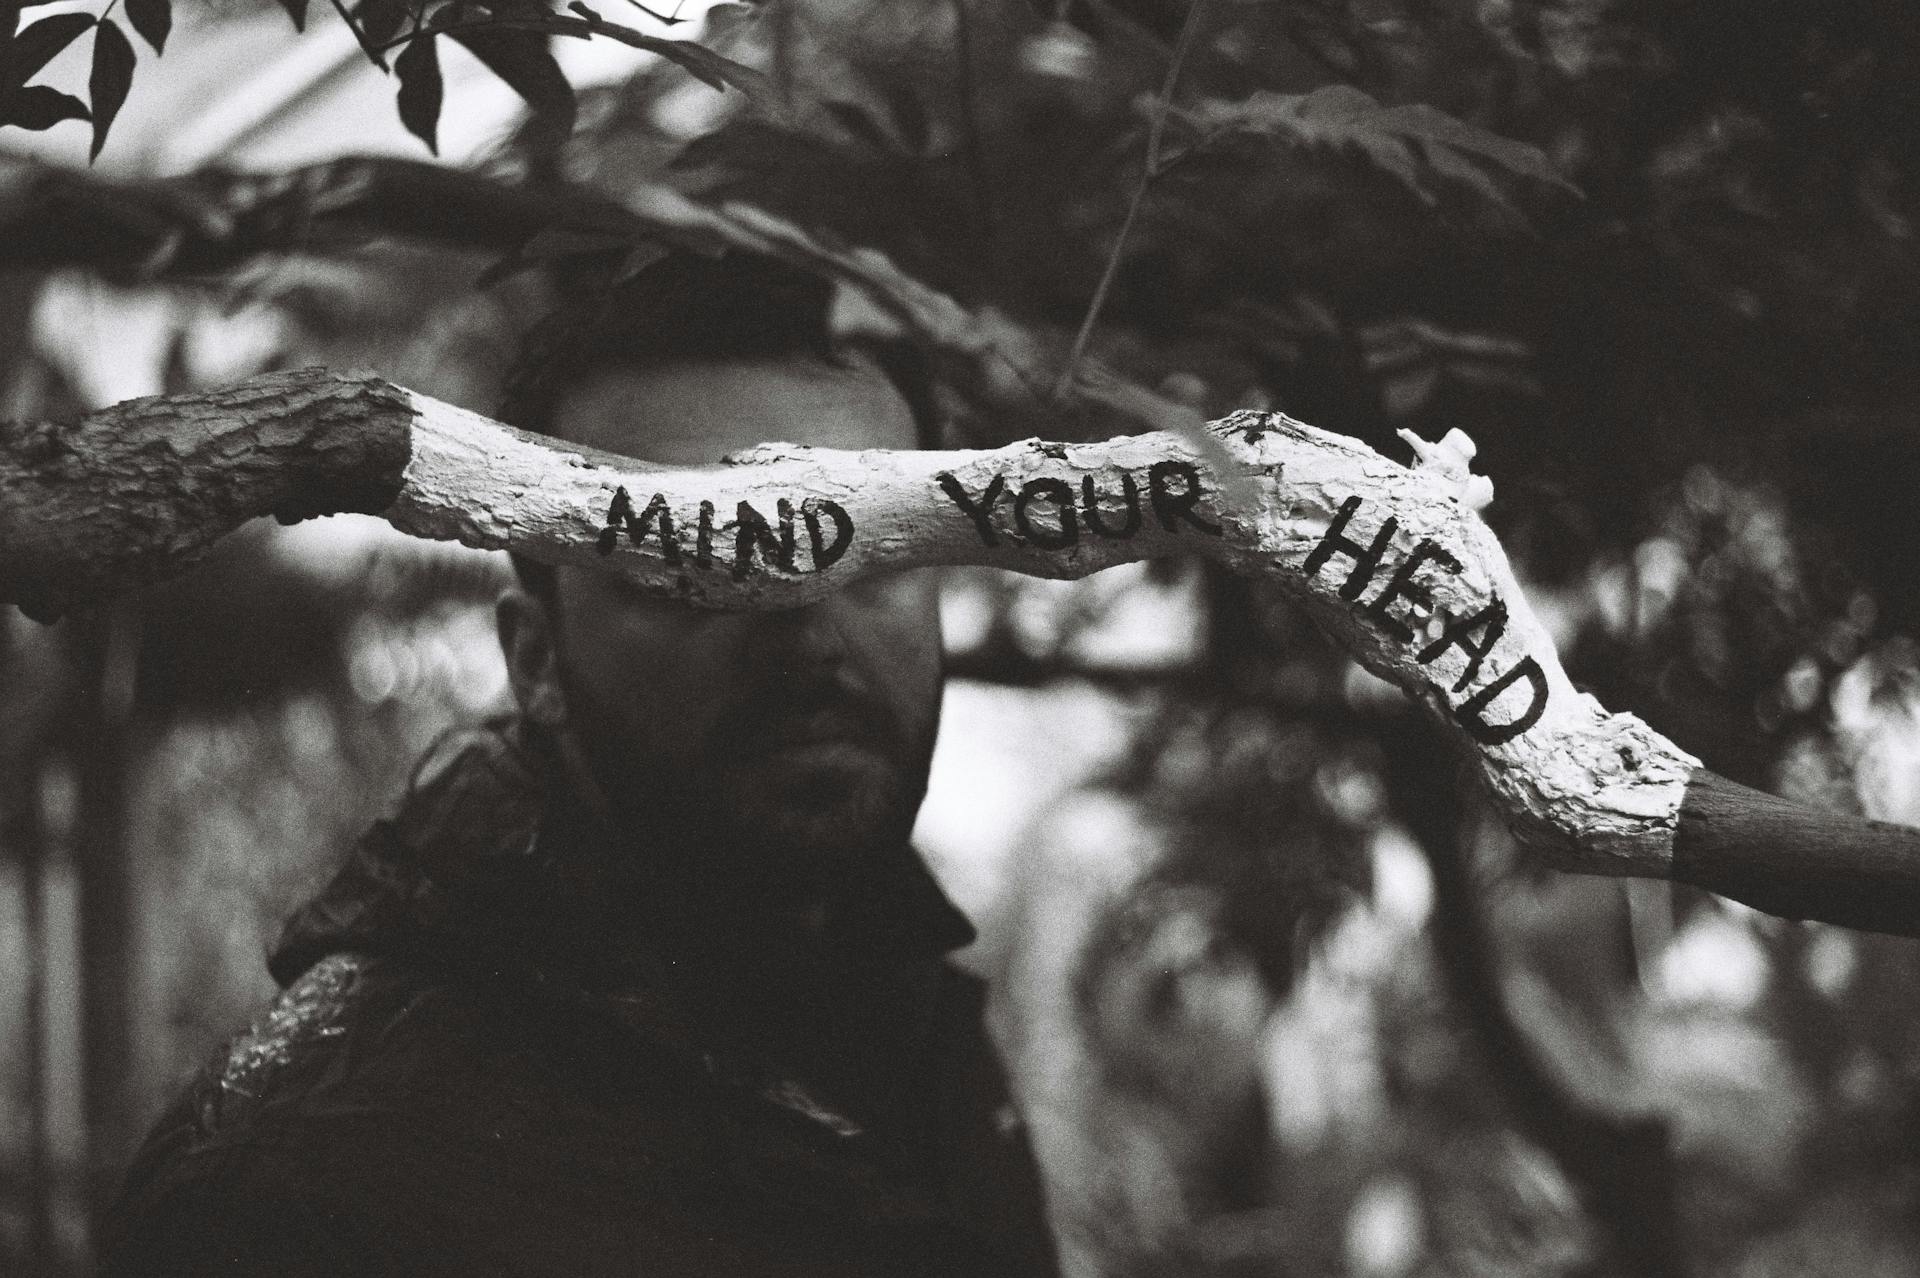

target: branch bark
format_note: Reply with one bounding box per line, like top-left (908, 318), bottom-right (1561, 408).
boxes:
top-left (0, 154), bottom-right (643, 279)
top-left (4, 366), bottom-right (1918, 932)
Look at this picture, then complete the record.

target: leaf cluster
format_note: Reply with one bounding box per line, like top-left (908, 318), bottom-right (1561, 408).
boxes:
top-left (374, 0), bottom-right (771, 156)
top-left (0, 0), bottom-right (167, 159)
top-left (1162, 83), bottom-right (1578, 216)
top-left (0, 0), bottom-right (766, 164)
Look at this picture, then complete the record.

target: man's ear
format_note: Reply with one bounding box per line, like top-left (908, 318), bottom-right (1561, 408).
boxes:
top-left (497, 588), bottom-right (569, 729)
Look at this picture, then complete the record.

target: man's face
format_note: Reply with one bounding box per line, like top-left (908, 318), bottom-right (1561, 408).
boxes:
top-left (499, 355), bottom-right (943, 872)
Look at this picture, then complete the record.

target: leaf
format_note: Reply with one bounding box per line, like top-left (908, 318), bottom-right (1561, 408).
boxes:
top-left (487, 5), bottom-right (772, 112)
top-left (3, 84), bottom-right (89, 130)
top-left (394, 34), bottom-right (443, 155)
top-left (1180, 85), bottom-right (1581, 212)
top-left (700, 2), bottom-right (757, 40)
top-left (276, 0), bottom-right (310, 33)
top-left (473, 223), bottom-right (645, 288)
top-left (8, 13), bottom-right (96, 90)
top-left (126, 0), bottom-right (170, 55)
top-left (883, 84), bottom-right (927, 154)
top-left (1422, 141), bottom-right (1518, 218)
top-left (1361, 317), bottom-right (1539, 412)
top-left (707, 198), bottom-right (1052, 407)
top-left (424, 3), bottom-right (468, 33)
top-left (450, 27), bottom-right (576, 149)
top-left (1355, 130), bottom-right (1428, 201)
top-left (87, 19), bottom-right (135, 162)
top-left (614, 239), bottom-right (668, 284)
top-left (354, 0), bottom-right (408, 50)
top-left (616, 32), bottom-right (776, 110)
top-left (823, 101), bottom-right (889, 150)
top-left (1371, 102), bottom-right (1575, 191)
top-left (518, 224), bottom-right (639, 258)
top-left (1381, 364), bottom-right (1440, 416)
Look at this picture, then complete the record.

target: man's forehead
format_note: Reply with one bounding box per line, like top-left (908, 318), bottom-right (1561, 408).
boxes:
top-left (551, 355), bottom-right (919, 466)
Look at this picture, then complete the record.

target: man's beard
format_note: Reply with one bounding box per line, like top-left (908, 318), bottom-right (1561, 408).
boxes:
top-left (556, 664), bottom-right (937, 878)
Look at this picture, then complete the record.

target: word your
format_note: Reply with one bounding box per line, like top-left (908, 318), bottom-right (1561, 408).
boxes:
top-left (1304, 495), bottom-right (1547, 746)
top-left (936, 460), bottom-right (1222, 548)
top-left (595, 486), bottom-right (854, 581)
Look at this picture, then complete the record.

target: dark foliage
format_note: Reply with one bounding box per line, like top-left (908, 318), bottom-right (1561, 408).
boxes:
top-left (4, 1), bottom-right (1920, 1274)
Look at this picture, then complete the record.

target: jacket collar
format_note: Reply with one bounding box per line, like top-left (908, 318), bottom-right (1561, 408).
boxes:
top-left (269, 716), bottom-right (976, 991)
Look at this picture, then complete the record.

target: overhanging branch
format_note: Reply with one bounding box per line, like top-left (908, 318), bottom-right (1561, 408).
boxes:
top-left (3, 366), bottom-right (1918, 932)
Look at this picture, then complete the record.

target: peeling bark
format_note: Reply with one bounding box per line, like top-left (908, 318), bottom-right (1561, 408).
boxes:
top-left (0, 369), bottom-right (412, 623)
top-left (3, 368), bottom-right (1918, 931)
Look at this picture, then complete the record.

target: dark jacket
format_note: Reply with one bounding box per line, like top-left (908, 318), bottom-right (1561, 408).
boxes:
top-left (102, 724), bottom-right (1059, 1277)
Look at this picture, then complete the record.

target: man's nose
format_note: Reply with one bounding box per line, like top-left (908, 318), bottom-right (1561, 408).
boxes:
top-left (746, 597), bottom-right (853, 673)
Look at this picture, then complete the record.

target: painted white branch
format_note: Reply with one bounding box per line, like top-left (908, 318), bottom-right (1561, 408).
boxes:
top-left (392, 386), bottom-right (1698, 878)
top-left (14, 367), bottom-right (1920, 932)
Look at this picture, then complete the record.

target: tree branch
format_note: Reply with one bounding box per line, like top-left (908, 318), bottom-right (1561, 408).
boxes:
top-left (0, 371), bottom-right (413, 621)
top-left (6, 367), bottom-right (1918, 932)
top-left (0, 154), bottom-right (644, 278)
top-left (1671, 770), bottom-right (1920, 935)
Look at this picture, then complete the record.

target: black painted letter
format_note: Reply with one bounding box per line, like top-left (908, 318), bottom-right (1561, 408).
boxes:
top-left (937, 472), bottom-right (1008, 547)
top-left (597, 486), bottom-right (634, 556)
top-left (599, 487), bottom-right (682, 563)
top-left (733, 499), bottom-right (798, 580)
top-left (1416, 599), bottom-right (1507, 692)
top-left (1454, 656), bottom-right (1549, 746)
top-left (1147, 461), bottom-right (1222, 536)
top-left (1302, 496), bottom-right (1398, 601)
top-left (1365, 539), bottom-right (1461, 642)
top-left (1081, 472), bottom-right (1142, 539)
top-left (1014, 479), bottom-right (1079, 548)
top-left (803, 497), bottom-right (854, 571)
top-left (696, 500), bottom-right (717, 570)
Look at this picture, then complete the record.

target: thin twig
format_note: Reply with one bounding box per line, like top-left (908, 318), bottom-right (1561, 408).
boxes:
top-left (1051, 0), bottom-right (1210, 402)
top-left (615, 0), bottom-right (688, 23)
top-left (950, 0), bottom-right (995, 247)
top-left (768, 0), bottom-right (796, 109)
top-left (375, 12), bottom-right (693, 60)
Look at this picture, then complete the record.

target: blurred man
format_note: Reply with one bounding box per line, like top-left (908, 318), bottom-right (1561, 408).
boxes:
top-left (103, 253), bottom-right (1059, 1277)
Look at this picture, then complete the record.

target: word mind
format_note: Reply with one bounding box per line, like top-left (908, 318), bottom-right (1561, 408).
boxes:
top-left (595, 486), bottom-right (854, 581)
top-left (1304, 495), bottom-right (1547, 746)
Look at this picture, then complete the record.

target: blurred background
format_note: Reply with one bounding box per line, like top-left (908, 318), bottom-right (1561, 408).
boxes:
top-left (4, 0), bottom-right (1920, 1274)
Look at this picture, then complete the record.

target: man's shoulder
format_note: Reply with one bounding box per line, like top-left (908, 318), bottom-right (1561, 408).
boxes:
top-left (199, 955), bottom-right (521, 1106)
top-left (104, 952), bottom-right (728, 1273)
top-left (161, 948), bottom-right (712, 1144)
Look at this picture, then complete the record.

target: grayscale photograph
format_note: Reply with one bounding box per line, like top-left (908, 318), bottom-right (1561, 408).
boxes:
top-left (2, 1), bottom-right (1918, 1274)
